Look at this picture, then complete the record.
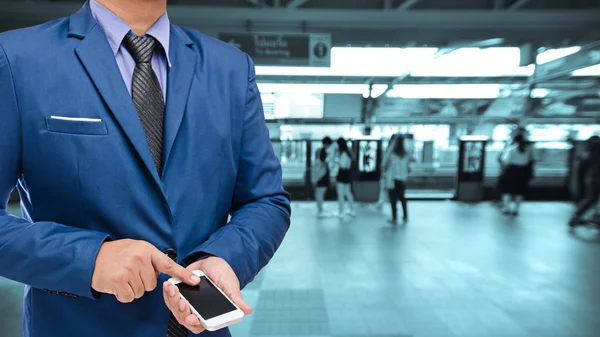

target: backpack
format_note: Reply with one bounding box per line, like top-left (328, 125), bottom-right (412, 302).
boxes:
top-left (339, 152), bottom-right (352, 170)
top-left (311, 149), bottom-right (328, 185)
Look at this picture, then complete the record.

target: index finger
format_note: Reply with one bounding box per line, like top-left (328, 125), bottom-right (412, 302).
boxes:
top-left (151, 250), bottom-right (200, 286)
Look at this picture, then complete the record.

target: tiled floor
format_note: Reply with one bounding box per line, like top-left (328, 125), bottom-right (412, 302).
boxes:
top-left (2, 201), bottom-right (600, 337)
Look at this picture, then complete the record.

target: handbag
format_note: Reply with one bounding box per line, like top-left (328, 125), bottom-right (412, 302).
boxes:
top-left (311, 163), bottom-right (327, 185)
top-left (525, 146), bottom-right (535, 181)
top-left (311, 150), bottom-right (328, 185)
top-left (526, 161), bottom-right (535, 181)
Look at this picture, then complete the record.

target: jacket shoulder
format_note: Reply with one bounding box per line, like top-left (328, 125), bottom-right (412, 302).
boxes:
top-left (0, 18), bottom-right (68, 55)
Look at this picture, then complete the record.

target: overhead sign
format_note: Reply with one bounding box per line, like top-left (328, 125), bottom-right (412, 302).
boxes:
top-left (534, 41), bottom-right (600, 83)
top-left (218, 33), bottom-right (332, 67)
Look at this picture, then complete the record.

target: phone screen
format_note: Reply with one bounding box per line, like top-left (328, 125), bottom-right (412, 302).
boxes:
top-left (176, 276), bottom-right (237, 320)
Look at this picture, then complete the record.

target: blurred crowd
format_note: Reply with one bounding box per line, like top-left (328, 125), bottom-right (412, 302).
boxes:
top-left (311, 128), bottom-right (600, 228)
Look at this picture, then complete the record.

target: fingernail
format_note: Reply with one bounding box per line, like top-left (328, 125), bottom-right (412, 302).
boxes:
top-left (168, 285), bottom-right (176, 297)
top-left (179, 301), bottom-right (186, 312)
top-left (190, 275), bottom-right (200, 284)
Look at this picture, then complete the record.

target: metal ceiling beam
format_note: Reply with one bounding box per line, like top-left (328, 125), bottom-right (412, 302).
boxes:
top-left (397, 0), bottom-right (422, 10)
top-left (1, 2), bottom-right (595, 29)
top-left (287, 0), bottom-right (309, 8)
top-left (508, 0), bottom-right (534, 10)
top-left (1, 2), bottom-right (598, 43)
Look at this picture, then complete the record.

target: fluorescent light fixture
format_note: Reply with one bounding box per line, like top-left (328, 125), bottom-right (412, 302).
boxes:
top-left (572, 64), bottom-right (600, 76)
top-left (536, 46), bottom-right (581, 65)
top-left (530, 88), bottom-right (550, 98)
top-left (258, 83), bottom-right (368, 95)
top-left (256, 47), bottom-right (439, 77)
top-left (411, 47), bottom-right (534, 77)
top-left (386, 84), bottom-right (502, 99)
top-left (255, 46), bottom-right (583, 78)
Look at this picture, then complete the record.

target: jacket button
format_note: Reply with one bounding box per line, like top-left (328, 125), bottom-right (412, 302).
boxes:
top-left (165, 248), bottom-right (177, 261)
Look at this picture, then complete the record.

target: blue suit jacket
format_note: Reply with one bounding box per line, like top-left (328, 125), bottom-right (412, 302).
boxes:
top-left (0, 2), bottom-right (290, 336)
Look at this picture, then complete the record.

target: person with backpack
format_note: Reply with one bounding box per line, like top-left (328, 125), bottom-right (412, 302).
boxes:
top-left (313, 137), bottom-right (333, 217)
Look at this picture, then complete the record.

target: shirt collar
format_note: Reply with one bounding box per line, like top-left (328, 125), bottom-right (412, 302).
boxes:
top-left (89, 0), bottom-right (171, 67)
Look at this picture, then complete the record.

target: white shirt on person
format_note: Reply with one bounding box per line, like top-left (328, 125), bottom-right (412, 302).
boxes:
top-left (339, 152), bottom-right (352, 170)
top-left (389, 154), bottom-right (410, 181)
top-left (502, 144), bottom-right (532, 166)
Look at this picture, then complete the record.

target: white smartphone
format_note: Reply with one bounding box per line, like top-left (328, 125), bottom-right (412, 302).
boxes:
top-left (167, 270), bottom-right (244, 331)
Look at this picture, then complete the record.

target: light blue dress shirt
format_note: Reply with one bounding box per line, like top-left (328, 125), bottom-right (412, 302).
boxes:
top-left (90, 0), bottom-right (170, 100)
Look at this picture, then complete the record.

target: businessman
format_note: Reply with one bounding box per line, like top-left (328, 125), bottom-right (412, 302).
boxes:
top-left (0, 0), bottom-right (291, 336)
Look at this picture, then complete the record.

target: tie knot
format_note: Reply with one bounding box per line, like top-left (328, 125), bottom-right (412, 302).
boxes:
top-left (123, 34), bottom-right (156, 64)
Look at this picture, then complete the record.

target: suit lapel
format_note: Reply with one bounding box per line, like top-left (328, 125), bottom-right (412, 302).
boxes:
top-left (162, 26), bottom-right (197, 175)
top-left (74, 26), bottom-right (164, 188)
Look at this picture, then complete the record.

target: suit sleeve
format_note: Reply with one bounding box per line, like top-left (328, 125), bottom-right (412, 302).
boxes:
top-left (0, 42), bottom-right (111, 299)
top-left (183, 54), bottom-right (291, 288)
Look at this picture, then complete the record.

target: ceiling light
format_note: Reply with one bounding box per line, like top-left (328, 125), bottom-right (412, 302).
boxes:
top-left (530, 88), bottom-right (550, 98)
top-left (386, 84), bottom-right (502, 99)
top-left (257, 83), bottom-right (368, 95)
top-left (536, 46), bottom-right (581, 65)
top-left (572, 64), bottom-right (600, 76)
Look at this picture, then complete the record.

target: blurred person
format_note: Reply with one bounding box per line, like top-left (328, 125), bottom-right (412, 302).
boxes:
top-left (496, 126), bottom-right (525, 204)
top-left (569, 136), bottom-right (600, 227)
top-left (0, 0), bottom-right (291, 336)
top-left (374, 134), bottom-right (399, 210)
top-left (335, 138), bottom-right (356, 217)
top-left (314, 137), bottom-right (333, 217)
top-left (383, 135), bottom-right (410, 224)
top-left (499, 134), bottom-right (534, 216)
top-left (575, 136), bottom-right (600, 202)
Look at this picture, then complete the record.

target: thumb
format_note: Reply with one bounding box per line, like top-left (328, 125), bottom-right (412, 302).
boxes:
top-left (229, 291), bottom-right (253, 315)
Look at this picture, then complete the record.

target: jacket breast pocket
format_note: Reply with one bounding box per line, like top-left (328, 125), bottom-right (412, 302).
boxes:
top-left (45, 116), bottom-right (108, 136)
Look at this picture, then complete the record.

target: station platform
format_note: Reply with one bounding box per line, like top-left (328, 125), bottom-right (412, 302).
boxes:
top-left (2, 201), bottom-right (600, 337)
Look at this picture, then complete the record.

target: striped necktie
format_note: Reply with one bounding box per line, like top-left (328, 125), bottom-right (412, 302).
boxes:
top-left (123, 34), bottom-right (165, 177)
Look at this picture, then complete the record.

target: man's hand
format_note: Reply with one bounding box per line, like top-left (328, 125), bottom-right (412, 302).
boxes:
top-left (92, 239), bottom-right (200, 303)
top-left (162, 256), bottom-right (253, 334)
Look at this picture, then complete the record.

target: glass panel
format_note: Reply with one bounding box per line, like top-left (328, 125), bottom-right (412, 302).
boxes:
top-left (532, 141), bottom-right (572, 180)
top-left (484, 140), bottom-right (572, 189)
top-left (404, 125), bottom-right (456, 197)
top-left (357, 140), bottom-right (378, 173)
top-left (272, 123), bottom-right (598, 199)
top-left (274, 140), bottom-right (307, 186)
